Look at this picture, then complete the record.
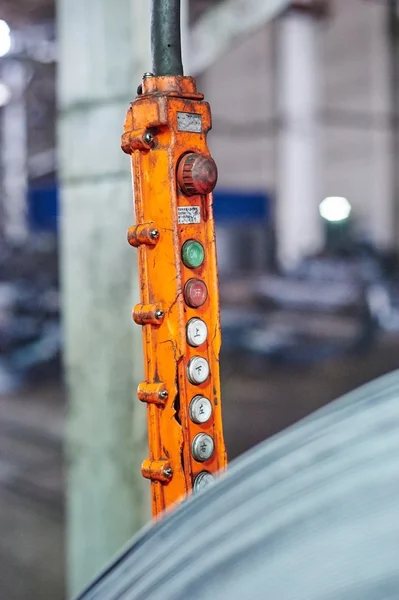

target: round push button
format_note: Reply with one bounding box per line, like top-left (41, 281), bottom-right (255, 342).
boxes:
top-left (182, 240), bottom-right (205, 269)
top-left (189, 395), bottom-right (212, 424)
top-left (184, 279), bottom-right (208, 308)
top-left (177, 153), bottom-right (218, 197)
top-left (193, 471), bottom-right (215, 493)
top-left (192, 433), bottom-right (215, 462)
top-left (186, 318), bottom-right (208, 347)
top-left (187, 356), bottom-right (210, 385)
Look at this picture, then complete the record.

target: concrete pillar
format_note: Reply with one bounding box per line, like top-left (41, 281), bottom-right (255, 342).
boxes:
top-left (0, 60), bottom-right (28, 243)
top-left (276, 9), bottom-right (323, 270)
top-left (58, 0), bottom-right (151, 595)
top-left (369, 2), bottom-right (394, 249)
top-left (386, 0), bottom-right (399, 252)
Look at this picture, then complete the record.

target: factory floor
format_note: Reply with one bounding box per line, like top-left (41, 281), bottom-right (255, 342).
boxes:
top-left (0, 384), bottom-right (65, 599)
top-left (1, 335), bottom-right (399, 600)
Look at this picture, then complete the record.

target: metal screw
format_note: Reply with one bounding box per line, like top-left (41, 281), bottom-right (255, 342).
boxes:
top-left (155, 309), bottom-right (164, 320)
top-left (163, 467), bottom-right (173, 478)
top-left (143, 131), bottom-right (154, 145)
top-left (143, 72), bottom-right (154, 78)
top-left (149, 229), bottom-right (159, 240)
top-left (158, 389), bottom-right (168, 400)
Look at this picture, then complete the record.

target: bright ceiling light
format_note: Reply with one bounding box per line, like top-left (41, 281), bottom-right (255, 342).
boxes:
top-left (0, 81), bottom-right (11, 106)
top-left (319, 196), bottom-right (352, 223)
top-left (0, 20), bottom-right (11, 57)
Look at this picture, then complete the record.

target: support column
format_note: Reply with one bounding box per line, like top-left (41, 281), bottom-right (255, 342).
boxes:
top-left (58, 0), bottom-right (150, 596)
top-left (276, 8), bottom-right (323, 270)
top-left (387, 0), bottom-right (399, 252)
top-left (0, 60), bottom-right (28, 244)
top-left (367, 1), bottom-right (394, 250)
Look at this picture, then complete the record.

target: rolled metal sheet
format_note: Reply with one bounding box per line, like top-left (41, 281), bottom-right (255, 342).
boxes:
top-left (78, 370), bottom-right (399, 600)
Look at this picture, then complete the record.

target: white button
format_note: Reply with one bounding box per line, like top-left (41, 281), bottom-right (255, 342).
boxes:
top-left (187, 356), bottom-right (210, 385)
top-left (193, 471), bottom-right (215, 493)
top-left (189, 395), bottom-right (212, 424)
top-left (192, 433), bottom-right (215, 462)
top-left (186, 318), bottom-right (208, 347)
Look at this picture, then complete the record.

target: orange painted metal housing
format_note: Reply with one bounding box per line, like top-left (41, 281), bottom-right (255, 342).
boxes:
top-left (122, 75), bottom-right (227, 518)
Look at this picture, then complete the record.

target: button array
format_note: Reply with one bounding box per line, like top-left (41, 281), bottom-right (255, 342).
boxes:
top-left (179, 172), bottom-right (215, 473)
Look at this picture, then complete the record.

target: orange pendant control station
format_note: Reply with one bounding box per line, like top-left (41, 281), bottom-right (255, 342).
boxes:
top-left (122, 74), bottom-right (227, 518)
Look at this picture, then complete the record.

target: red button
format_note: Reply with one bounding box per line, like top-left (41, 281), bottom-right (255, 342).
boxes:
top-left (177, 153), bottom-right (218, 197)
top-left (184, 279), bottom-right (208, 308)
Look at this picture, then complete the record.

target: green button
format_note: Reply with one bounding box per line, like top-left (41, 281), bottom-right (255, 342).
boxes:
top-left (182, 240), bottom-right (204, 269)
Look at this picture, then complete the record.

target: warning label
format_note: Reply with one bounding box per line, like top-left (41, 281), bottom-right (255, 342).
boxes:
top-left (178, 206), bottom-right (201, 224)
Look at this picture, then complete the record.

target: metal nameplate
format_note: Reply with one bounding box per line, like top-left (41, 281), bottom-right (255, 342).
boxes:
top-left (178, 206), bottom-right (201, 224)
top-left (177, 112), bottom-right (202, 133)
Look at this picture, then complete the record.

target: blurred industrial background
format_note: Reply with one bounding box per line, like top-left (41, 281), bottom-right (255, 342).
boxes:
top-left (1, 0), bottom-right (399, 598)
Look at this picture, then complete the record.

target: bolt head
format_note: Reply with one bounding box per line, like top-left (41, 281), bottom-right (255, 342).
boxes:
top-left (143, 72), bottom-right (154, 78)
top-left (158, 389), bottom-right (168, 400)
top-left (163, 467), bottom-right (173, 478)
top-left (155, 309), bottom-right (164, 320)
top-left (143, 131), bottom-right (154, 145)
top-left (150, 229), bottom-right (159, 240)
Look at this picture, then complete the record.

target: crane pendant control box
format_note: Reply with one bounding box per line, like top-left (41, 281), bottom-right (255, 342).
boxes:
top-left (122, 74), bottom-right (227, 517)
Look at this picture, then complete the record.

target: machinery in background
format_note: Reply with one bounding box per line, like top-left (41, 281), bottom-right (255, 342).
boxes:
top-left (0, 236), bottom-right (60, 394)
top-left (214, 189), bottom-right (273, 276)
top-left (220, 241), bottom-right (399, 368)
